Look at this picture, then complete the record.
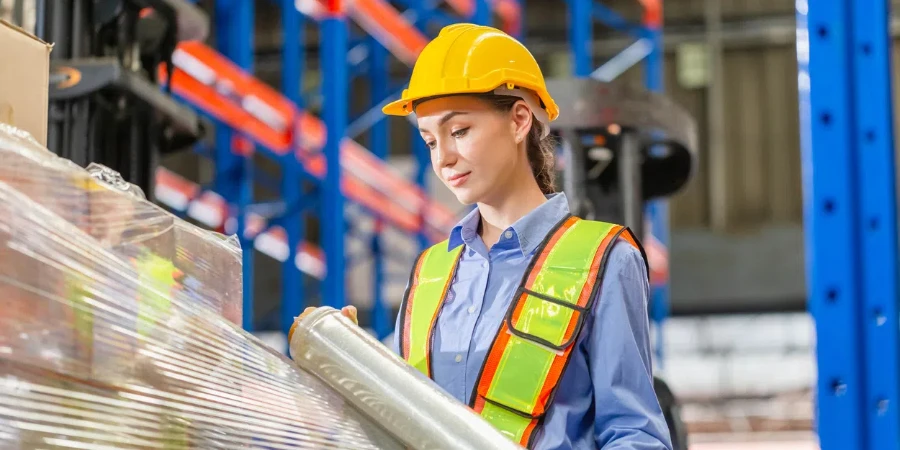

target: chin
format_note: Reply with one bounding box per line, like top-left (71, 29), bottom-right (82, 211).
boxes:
top-left (450, 188), bottom-right (481, 206)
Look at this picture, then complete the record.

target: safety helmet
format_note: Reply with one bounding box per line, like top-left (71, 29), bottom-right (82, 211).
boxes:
top-left (382, 23), bottom-right (559, 131)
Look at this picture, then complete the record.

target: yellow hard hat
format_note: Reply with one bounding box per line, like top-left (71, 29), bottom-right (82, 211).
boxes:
top-left (382, 23), bottom-right (559, 123)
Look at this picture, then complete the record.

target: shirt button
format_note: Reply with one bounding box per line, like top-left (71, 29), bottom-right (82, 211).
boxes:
top-left (504, 230), bottom-right (513, 239)
top-left (467, 306), bottom-right (476, 314)
top-left (455, 354), bottom-right (463, 363)
top-left (481, 261), bottom-right (488, 268)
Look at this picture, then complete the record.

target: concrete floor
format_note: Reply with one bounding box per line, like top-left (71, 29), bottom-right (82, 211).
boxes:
top-left (690, 432), bottom-right (818, 450)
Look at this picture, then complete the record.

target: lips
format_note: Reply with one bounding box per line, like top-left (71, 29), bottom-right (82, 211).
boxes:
top-left (446, 171), bottom-right (471, 188)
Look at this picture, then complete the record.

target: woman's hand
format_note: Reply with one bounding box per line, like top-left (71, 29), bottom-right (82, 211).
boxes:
top-left (288, 305), bottom-right (358, 343)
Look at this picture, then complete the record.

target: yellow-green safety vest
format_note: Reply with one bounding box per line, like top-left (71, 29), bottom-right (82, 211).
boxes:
top-left (399, 215), bottom-right (647, 448)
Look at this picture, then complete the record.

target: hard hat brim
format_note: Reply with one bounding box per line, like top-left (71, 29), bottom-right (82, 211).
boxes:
top-left (382, 98), bottom-right (413, 117)
top-left (382, 86), bottom-right (559, 121)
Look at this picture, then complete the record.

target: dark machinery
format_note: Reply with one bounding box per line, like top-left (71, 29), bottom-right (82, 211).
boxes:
top-left (38, 0), bottom-right (208, 200)
top-left (548, 77), bottom-right (697, 238)
top-left (547, 77), bottom-right (698, 450)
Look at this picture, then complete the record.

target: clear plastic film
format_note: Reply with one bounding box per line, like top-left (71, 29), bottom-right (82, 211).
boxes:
top-left (0, 123), bottom-right (242, 325)
top-left (0, 124), bottom-right (402, 449)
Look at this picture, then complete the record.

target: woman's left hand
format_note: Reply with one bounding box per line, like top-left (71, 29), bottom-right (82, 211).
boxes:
top-left (288, 306), bottom-right (359, 343)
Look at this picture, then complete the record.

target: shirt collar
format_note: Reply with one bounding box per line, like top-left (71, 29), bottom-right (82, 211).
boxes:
top-left (447, 192), bottom-right (572, 256)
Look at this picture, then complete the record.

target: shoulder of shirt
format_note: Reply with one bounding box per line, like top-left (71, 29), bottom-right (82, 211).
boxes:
top-left (604, 237), bottom-right (649, 281)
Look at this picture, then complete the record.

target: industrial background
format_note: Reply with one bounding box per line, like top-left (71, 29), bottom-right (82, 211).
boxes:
top-left (1, 0), bottom-right (895, 448)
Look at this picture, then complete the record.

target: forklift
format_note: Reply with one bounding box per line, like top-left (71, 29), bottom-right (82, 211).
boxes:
top-left (547, 77), bottom-right (698, 450)
top-left (36, 0), bottom-right (209, 200)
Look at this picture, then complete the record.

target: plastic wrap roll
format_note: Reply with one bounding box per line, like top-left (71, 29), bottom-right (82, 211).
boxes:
top-left (290, 307), bottom-right (525, 450)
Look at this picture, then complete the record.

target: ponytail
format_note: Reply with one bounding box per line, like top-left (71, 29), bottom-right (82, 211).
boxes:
top-left (482, 94), bottom-right (557, 194)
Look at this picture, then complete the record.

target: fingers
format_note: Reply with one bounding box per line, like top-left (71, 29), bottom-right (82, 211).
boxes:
top-left (289, 307), bottom-right (317, 343)
top-left (341, 305), bottom-right (359, 325)
top-left (290, 306), bottom-right (359, 344)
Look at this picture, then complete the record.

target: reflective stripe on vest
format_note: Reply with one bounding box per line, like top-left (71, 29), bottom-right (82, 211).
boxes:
top-left (399, 240), bottom-right (464, 377)
top-left (399, 215), bottom-right (646, 447)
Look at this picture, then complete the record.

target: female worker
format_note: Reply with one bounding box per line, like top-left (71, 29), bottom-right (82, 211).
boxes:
top-left (299, 23), bottom-right (672, 450)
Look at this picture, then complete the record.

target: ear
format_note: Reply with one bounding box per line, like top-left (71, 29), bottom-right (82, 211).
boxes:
top-left (510, 100), bottom-right (533, 145)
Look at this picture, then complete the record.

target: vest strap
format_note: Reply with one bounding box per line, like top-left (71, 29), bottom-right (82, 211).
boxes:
top-left (470, 216), bottom-right (632, 447)
top-left (399, 240), bottom-right (463, 378)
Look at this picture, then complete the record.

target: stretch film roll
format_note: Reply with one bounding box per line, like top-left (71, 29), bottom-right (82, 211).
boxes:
top-left (289, 307), bottom-right (524, 450)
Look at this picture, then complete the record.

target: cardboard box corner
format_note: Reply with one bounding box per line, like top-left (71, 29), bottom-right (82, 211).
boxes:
top-left (0, 18), bottom-right (52, 146)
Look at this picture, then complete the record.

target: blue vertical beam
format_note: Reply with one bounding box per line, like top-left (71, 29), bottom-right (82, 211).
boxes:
top-left (213, 3), bottom-right (236, 204)
top-left (369, 38), bottom-right (388, 160)
top-left (369, 36), bottom-right (390, 339)
top-left (851, 0), bottom-right (900, 446)
top-left (642, 23), bottom-right (669, 366)
top-left (410, 0), bottom-right (431, 252)
top-left (321, 0), bottom-right (347, 309)
top-left (569, 0), bottom-right (593, 77)
top-left (236, 0), bottom-right (255, 331)
top-left (280, 0), bottom-right (304, 339)
top-left (796, 0), bottom-right (865, 448)
top-left (472, 0), bottom-right (491, 25)
top-left (216, 0), bottom-right (256, 330)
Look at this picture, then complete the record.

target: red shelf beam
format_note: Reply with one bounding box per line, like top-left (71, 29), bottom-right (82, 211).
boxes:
top-left (160, 42), bottom-right (457, 241)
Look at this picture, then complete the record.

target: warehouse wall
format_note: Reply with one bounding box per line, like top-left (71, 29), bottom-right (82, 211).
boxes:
top-left (670, 45), bottom-right (804, 231)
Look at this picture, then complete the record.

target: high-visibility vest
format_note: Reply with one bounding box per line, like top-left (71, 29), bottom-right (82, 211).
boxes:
top-left (399, 215), bottom-right (648, 447)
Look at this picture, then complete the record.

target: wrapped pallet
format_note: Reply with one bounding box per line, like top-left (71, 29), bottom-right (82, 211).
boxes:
top-left (0, 123), bottom-right (242, 325)
top-left (0, 123), bottom-right (403, 449)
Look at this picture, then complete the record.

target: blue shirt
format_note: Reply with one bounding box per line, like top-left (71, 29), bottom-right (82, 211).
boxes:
top-left (392, 192), bottom-right (672, 450)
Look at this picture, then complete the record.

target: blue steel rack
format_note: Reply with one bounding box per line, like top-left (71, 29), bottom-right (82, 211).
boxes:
top-left (201, 0), bottom-right (520, 344)
top-left (796, 0), bottom-right (900, 449)
top-left (564, 0), bottom-right (668, 363)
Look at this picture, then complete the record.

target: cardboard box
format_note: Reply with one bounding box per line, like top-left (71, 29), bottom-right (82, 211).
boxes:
top-left (0, 19), bottom-right (51, 145)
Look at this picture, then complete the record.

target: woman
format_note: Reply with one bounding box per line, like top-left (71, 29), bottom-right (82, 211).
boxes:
top-left (300, 23), bottom-right (672, 450)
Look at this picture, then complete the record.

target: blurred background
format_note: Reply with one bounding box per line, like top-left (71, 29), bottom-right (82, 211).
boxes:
top-left (2, 0), bottom-right (891, 448)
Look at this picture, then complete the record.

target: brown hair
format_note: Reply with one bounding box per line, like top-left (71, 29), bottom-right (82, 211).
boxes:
top-left (481, 95), bottom-right (557, 195)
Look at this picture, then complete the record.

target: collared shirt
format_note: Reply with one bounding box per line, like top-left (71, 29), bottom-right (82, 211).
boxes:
top-left (392, 192), bottom-right (672, 449)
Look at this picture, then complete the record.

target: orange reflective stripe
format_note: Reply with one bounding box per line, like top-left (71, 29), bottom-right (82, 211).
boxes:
top-left (400, 252), bottom-right (427, 360)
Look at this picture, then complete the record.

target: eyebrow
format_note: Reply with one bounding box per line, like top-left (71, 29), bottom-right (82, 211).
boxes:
top-left (439, 111), bottom-right (466, 125)
top-left (418, 111), bottom-right (468, 132)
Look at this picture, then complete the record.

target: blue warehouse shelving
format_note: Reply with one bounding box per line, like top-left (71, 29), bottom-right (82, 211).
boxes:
top-left (157, 0), bottom-right (523, 348)
top-left (796, 0), bottom-right (900, 448)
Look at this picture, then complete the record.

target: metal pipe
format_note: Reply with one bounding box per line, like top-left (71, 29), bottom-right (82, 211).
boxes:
top-left (705, 0), bottom-right (728, 232)
top-left (617, 131), bottom-right (643, 238)
top-left (561, 129), bottom-right (590, 218)
top-left (290, 308), bottom-right (524, 450)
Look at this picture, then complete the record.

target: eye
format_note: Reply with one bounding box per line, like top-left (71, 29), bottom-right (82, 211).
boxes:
top-left (424, 140), bottom-right (436, 149)
top-left (451, 127), bottom-right (469, 138)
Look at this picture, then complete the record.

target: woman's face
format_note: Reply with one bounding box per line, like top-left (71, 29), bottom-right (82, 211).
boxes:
top-left (416, 95), bottom-right (531, 205)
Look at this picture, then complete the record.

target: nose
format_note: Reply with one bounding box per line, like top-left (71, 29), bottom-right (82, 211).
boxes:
top-left (432, 139), bottom-right (457, 168)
